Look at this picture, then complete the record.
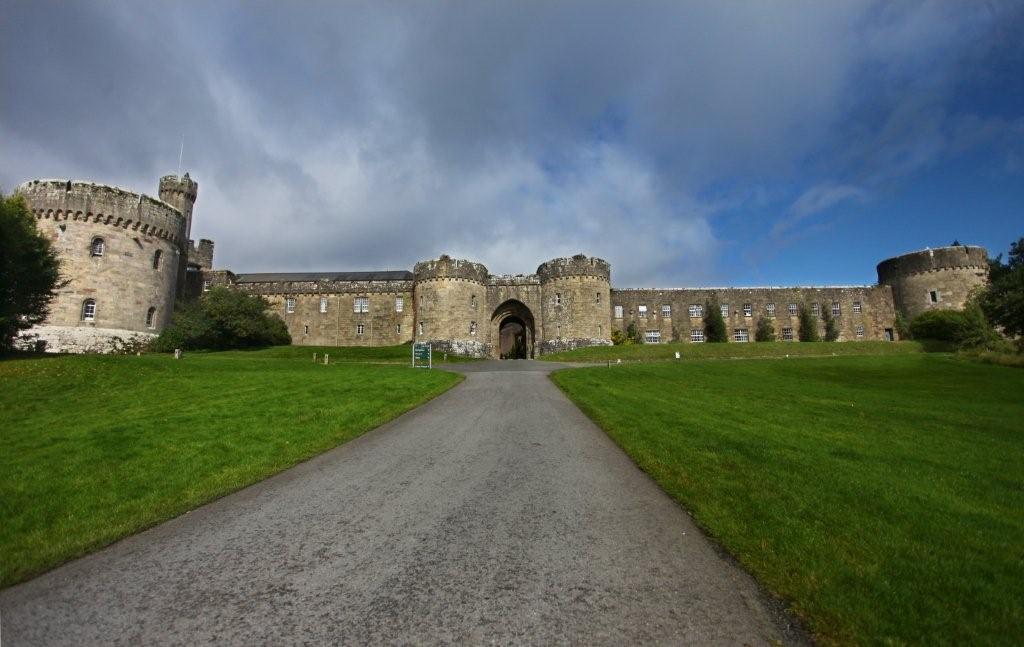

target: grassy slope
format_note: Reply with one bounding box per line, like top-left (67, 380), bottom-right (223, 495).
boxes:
top-left (215, 343), bottom-right (479, 363)
top-left (0, 349), bottom-right (461, 587)
top-left (541, 340), bottom-right (941, 362)
top-left (551, 355), bottom-right (1023, 645)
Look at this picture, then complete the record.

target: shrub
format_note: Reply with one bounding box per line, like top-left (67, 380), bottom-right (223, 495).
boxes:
top-left (625, 322), bottom-right (642, 345)
top-left (704, 298), bottom-right (728, 343)
top-left (755, 317), bottom-right (775, 342)
top-left (610, 329), bottom-right (627, 345)
top-left (894, 313), bottom-right (912, 340)
top-left (153, 288), bottom-right (291, 352)
top-left (798, 303), bottom-right (819, 342)
top-left (822, 304), bottom-right (840, 341)
top-left (909, 304), bottom-right (1004, 350)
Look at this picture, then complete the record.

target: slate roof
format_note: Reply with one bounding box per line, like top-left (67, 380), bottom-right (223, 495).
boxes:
top-left (234, 270), bottom-right (414, 283)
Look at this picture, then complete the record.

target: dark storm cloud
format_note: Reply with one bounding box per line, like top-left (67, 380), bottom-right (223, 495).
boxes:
top-left (2, 1), bottom-right (1021, 285)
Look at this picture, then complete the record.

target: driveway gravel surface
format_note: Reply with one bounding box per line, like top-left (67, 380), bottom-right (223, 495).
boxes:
top-left (0, 360), bottom-right (805, 645)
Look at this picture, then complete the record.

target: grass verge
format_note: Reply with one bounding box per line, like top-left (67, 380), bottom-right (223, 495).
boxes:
top-left (541, 340), bottom-right (946, 362)
top-left (0, 348), bottom-right (461, 587)
top-left (193, 343), bottom-right (480, 363)
top-left (550, 354), bottom-right (1023, 645)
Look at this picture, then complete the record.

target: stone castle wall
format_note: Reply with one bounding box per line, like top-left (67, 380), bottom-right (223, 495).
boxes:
top-left (16, 179), bottom-right (188, 352)
top-left (876, 246), bottom-right (989, 321)
top-left (413, 256), bottom-right (490, 357)
top-left (611, 285), bottom-right (897, 342)
top-left (537, 255), bottom-right (612, 353)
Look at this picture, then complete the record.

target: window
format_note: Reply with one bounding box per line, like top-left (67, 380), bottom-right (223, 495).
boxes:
top-left (852, 301), bottom-right (862, 314)
top-left (855, 325), bottom-right (865, 338)
top-left (688, 304), bottom-right (703, 318)
top-left (638, 304), bottom-right (648, 317)
top-left (782, 326), bottom-right (794, 341)
top-left (356, 323), bottom-right (364, 335)
top-left (831, 301), bottom-right (840, 316)
top-left (557, 323), bottom-right (562, 338)
top-left (469, 321), bottom-right (477, 335)
top-left (285, 297), bottom-right (296, 313)
top-left (554, 293), bottom-right (562, 306)
top-left (929, 290), bottom-right (939, 303)
top-left (614, 305), bottom-right (623, 319)
top-left (743, 303), bottom-right (752, 317)
top-left (202, 280), bottom-right (211, 292)
top-left (303, 324), bottom-right (309, 335)
top-left (596, 292), bottom-right (601, 304)
top-left (733, 328), bottom-right (749, 342)
top-left (395, 296), bottom-right (404, 312)
top-left (811, 303), bottom-right (820, 316)
top-left (396, 324), bottom-right (402, 335)
top-left (645, 330), bottom-right (661, 344)
top-left (788, 303), bottom-right (798, 315)
top-left (720, 303), bottom-right (730, 318)
top-left (766, 303), bottom-right (776, 318)
top-left (152, 250), bottom-right (162, 269)
top-left (90, 237), bottom-right (104, 257)
top-left (418, 321), bottom-right (424, 335)
top-left (470, 294), bottom-right (477, 309)
top-left (690, 329), bottom-right (705, 343)
top-left (82, 299), bottom-right (96, 321)
top-left (354, 297), bottom-right (369, 313)
top-left (146, 306), bottom-right (156, 328)
top-left (661, 304), bottom-right (672, 318)
top-left (319, 297), bottom-right (328, 313)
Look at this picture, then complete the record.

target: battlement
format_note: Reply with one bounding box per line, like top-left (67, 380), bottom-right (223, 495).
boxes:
top-left (877, 245), bottom-right (989, 283)
top-left (188, 238), bottom-right (215, 269)
top-left (16, 179), bottom-right (187, 243)
top-left (537, 254), bottom-right (611, 282)
top-left (159, 173), bottom-right (198, 199)
top-left (413, 255), bottom-right (489, 283)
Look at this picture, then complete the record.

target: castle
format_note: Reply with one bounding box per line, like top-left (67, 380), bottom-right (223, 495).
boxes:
top-left (14, 175), bottom-right (991, 356)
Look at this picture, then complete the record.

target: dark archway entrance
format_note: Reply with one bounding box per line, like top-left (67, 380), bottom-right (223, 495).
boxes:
top-left (491, 300), bottom-right (536, 359)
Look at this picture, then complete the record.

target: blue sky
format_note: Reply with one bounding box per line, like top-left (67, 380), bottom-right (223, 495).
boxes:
top-left (1, 1), bottom-right (1021, 287)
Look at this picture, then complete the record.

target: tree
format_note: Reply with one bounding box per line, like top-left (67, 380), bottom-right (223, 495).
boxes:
top-left (821, 302), bottom-right (840, 341)
top-left (979, 237), bottom-right (1024, 343)
top-left (798, 303), bottom-right (819, 342)
top-left (625, 321), bottom-right (642, 344)
top-left (894, 312), bottom-right (912, 340)
top-left (153, 287), bottom-right (291, 351)
top-left (909, 302), bottom-right (1001, 349)
top-left (0, 194), bottom-right (63, 352)
top-left (754, 317), bottom-right (775, 342)
top-left (704, 298), bottom-right (728, 342)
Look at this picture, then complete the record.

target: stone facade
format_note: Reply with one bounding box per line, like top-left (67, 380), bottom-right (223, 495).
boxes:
top-left (13, 173), bottom-right (989, 355)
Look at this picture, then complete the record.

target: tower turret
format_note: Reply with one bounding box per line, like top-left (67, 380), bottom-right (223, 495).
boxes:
top-left (159, 173), bottom-right (198, 241)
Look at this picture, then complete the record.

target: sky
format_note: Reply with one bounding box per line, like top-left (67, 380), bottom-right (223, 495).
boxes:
top-left (2, 1), bottom-right (1022, 287)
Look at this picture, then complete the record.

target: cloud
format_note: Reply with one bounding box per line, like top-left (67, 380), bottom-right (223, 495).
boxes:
top-left (1, 0), bottom-right (1020, 285)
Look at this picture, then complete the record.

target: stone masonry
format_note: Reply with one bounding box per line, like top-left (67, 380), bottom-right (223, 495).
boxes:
top-left (14, 173), bottom-right (989, 355)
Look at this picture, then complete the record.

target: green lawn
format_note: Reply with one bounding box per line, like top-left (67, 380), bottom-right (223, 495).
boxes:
top-left (212, 343), bottom-right (479, 363)
top-left (551, 355), bottom-right (1024, 646)
top-left (0, 348), bottom-right (461, 587)
top-left (541, 340), bottom-right (943, 362)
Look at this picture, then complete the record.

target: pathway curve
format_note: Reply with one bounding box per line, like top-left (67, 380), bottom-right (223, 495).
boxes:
top-left (1, 361), bottom-right (804, 645)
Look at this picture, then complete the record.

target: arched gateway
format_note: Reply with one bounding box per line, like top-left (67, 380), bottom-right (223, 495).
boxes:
top-left (491, 300), bottom-right (536, 359)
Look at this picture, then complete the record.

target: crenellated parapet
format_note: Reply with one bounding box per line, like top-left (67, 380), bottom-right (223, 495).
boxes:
top-left (877, 245), bottom-right (989, 321)
top-left (413, 255), bottom-right (489, 284)
top-left (187, 238), bottom-right (215, 269)
top-left (17, 179), bottom-right (187, 244)
top-left (537, 254), bottom-right (611, 282)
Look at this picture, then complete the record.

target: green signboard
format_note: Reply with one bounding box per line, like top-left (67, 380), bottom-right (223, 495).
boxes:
top-left (412, 342), bottom-right (432, 368)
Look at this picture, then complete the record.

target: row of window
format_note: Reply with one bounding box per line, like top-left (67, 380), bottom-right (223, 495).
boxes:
top-left (88, 238), bottom-right (165, 270)
top-left (650, 324), bottom-right (869, 343)
top-left (284, 296), bottom-right (405, 314)
top-left (80, 299), bottom-right (158, 328)
top-left (615, 300), bottom-right (861, 319)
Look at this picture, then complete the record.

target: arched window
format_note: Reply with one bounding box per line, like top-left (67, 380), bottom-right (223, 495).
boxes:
top-left (146, 307), bottom-right (156, 328)
top-left (82, 299), bottom-right (96, 321)
top-left (90, 237), bottom-right (105, 257)
top-left (153, 249), bottom-right (162, 269)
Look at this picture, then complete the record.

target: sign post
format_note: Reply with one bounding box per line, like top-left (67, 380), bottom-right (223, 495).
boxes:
top-left (412, 342), bottom-right (432, 369)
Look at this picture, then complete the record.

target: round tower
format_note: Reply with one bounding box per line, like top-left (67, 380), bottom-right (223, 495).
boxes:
top-left (159, 173), bottom-right (198, 240)
top-left (14, 178), bottom-right (189, 352)
top-left (537, 254), bottom-right (612, 354)
top-left (412, 255), bottom-right (490, 357)
top-left (877, 245), bottom-right (989, 322)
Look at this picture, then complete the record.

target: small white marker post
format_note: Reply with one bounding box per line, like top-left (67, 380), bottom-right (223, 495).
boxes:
top-left (174, 349), bottom-right (182, 360)
top-left (674, 351), bottom-right (681, 359)
top-left (324, 354), bottom-right (329, 365)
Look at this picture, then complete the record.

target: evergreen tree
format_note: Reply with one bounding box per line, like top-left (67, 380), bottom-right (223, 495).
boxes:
top-left (0, 194), bottom-right (64, 352)
top-left (979, 237), bottom-right (1024, 343)
top-left (153, 287), bottom-right (291, 351)
top-left (822, 302), bottom-right (840, 341)
top-left (704, 298), bottom-right (728, 342)
top-left (798, 303), bottom-right (819, 342)
top-left (754, 316), bottom-right (775, 342)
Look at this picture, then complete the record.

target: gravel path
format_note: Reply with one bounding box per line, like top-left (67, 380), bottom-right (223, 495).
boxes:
top-left (1, 360), bottom-right (804, 645)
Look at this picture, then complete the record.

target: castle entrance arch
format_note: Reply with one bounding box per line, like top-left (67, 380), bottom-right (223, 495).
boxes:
top-left (491, 300), bottom-right (535, 359)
